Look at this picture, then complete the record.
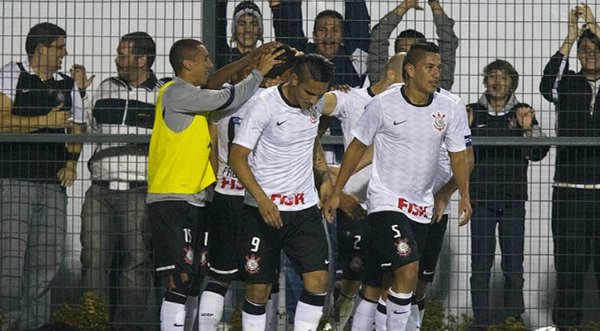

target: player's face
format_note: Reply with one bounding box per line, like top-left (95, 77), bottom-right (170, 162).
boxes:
top-left (41, 36), bottom-right (68, 72)
top-left (408, 52), bottom-right (441, 94)
top-left (291, 75), bottom-right (329, 110)
top-left (313, 17), bottom-right (343, 59)
top-left (188, 45), bottom-right (214, 87)
top-left (395, 37), bottom-right (419, 53)
top-left (115, 41), bottom-right (140, 82)
top-left (235, 14), bottom-right (261, 49)
top-left (578, 38), bottom-right (600, 74)
top-left (485, 69), bottom-right (512, 100)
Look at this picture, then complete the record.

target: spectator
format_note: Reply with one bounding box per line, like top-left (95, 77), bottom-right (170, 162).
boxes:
top-left (469, 59), bottom-right (549, 329)
top-left (215, 1), bottom-right (264, 69)
top-left (79, 31), bottom-right (164, 329)
top-left (539, 4), bottom-right (600, 330)
top-left (0, 22), bottom-right (85, 330)
top-left (146, 38), bottom-right (278, 330)
top-left (368, 0), bottom-right (458, 90)
top-left (269, 0), bottom-right (370, 88)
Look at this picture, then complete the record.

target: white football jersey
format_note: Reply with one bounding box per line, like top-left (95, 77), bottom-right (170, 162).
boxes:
top-left (352, 85), bottom-right (470, 223)
top-left (233, 85), bottom-right (321, 211)
top-left (208, 87), bottom-right (266, 196)
top-left (328, 87), bottom-right (375, 204)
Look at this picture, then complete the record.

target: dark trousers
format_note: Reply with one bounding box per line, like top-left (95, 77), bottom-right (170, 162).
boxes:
top-left (470, 201), bottom-right (525, 327)
top-left (552, 187), bottom-right (600, 329)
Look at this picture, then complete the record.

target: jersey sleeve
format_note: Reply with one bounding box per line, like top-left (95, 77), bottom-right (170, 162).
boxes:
top-left (445, 99), bottom-right (471, 152)
top-left (0, 62), bottom-right (19, 101)
top-left (329, 90), bottom-right (351, 119)
top-left (232, 96), bottom-right (270, 150)
top-left (351, 97), bottom-right (382, 146)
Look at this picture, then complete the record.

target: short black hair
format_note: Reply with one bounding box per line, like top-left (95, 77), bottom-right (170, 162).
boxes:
top-left (121, 31), bottom-right (157, 69)
top-left (578, 29), bottom-right (600, 52)
top-left (169, 39), bottom-right (203, 75)
top-left (394, 29), bottom-right (426, 52)
top-left (26, 22), bottom-right (66, 57)
top-left (403, 42), bottom-right (439, 67)
top-left (265, 44), bottom-right (297, 79)
top-left (293, 53), bottom-right (335, 84)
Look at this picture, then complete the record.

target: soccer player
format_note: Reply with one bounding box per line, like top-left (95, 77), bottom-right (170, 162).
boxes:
top-left (198, 45), bottom-right (298, 331)
top-left (146, 38), bottom-right (280, 330)
top-left (316, 52), bottom-right (407, 330)
top-left (322, 42), bottom-right (472, 331)
top-left (229, 54), bottom-right (334, 331)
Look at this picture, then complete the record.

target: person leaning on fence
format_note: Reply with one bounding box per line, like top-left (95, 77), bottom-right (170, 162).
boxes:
top-left (145, 38), bottom-right (281, 330)
top-left (367, 0), bottom-right (459, 90)
top-left (539, 4), bottom-right (600, 330)
top-left (78, 31), bottom-right (167, 329)
top-left (0, 22), bottom-right (85, 330)
top-left (468, 59), bottom-right (549, 330)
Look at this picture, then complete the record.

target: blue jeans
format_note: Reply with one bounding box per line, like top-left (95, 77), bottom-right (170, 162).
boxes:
top-left (0, 179), bottom-right (66, 330)
top-left (470, 201), bottom-right (525, 327)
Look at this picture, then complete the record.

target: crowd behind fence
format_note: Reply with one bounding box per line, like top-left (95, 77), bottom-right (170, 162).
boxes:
top-left (1, 1), bottom-right (600, 330)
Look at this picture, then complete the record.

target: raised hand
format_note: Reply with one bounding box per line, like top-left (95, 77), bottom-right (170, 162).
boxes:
top-left (70, 64), bottom-right (95, 90)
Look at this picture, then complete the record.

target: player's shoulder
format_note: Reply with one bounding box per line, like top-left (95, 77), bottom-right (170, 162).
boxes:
top-left (433, 87), bottom-right (462, 105)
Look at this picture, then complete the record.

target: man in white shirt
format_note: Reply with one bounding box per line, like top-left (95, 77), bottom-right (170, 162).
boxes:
top-left (229, 54), bottom-right (334, 331)
top-left (322, 42), bottom-right (472, 331)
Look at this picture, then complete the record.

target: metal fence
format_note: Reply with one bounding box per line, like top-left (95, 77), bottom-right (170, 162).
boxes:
top-left (1, 1), bottom-right (600, 330)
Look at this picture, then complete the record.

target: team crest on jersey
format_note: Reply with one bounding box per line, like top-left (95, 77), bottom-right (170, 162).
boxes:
top-left (199, 248), bottom-right (208, 267)
top-left (432, 112), bottom-right (447, 132)
top-left (350, 255), bottom-right (364, 272)
top-left (394, 239), bottom-right (412, 257)
top-left (183, 245), bottom-right (194, 265)
top-left (245, 254), bottom-right (261, 274)
top-left (306, 105), bottom-right (319, 124)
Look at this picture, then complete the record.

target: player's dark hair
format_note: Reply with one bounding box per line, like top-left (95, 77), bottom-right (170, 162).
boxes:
top-left (293, 53), bottom-right (335, 84)
top-left (169, 39), bottom-right (203, 75)
top-left (402, 42), bottom-right (439, 79)
top-left (121, 31), bottom-right (157, 69)
top-left (26, 22), bottom-right (66, 57)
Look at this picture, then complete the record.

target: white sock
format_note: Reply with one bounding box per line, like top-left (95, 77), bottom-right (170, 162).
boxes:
top-left (294, 291), bottom-right (326, 331)
top-left (375, 298), bottom-right (388, 331)
top-left (350, 295), bottom-right (377, 331)
top-left (161, 292), bottom-right (187, 330)
top-left (405, 297), bottom-right (421, 330)
top-left (242, 297), bottom-right (267, 331)
top-left (335, 293), bottom-right (356, 329)
top-left (198, 286), bottom-right (226, 331)
top-left (385, 289), bottom-right (411, 331)
top-left (184, 296), bottom-right (198, 331)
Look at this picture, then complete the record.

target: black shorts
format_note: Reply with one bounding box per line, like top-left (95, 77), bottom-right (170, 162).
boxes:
top-left (419, 214), bottom-right (449, 283)
top-left (207, 192), bottom-right (245, 281)
top-left (148, 201), bottom-right (209, 278)
top-left (363, 211), bottom-right (429, 288)
top-left (238, 205), bottom-right (329, 284)
top-left (337, 212), bottom-right (369, 281)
